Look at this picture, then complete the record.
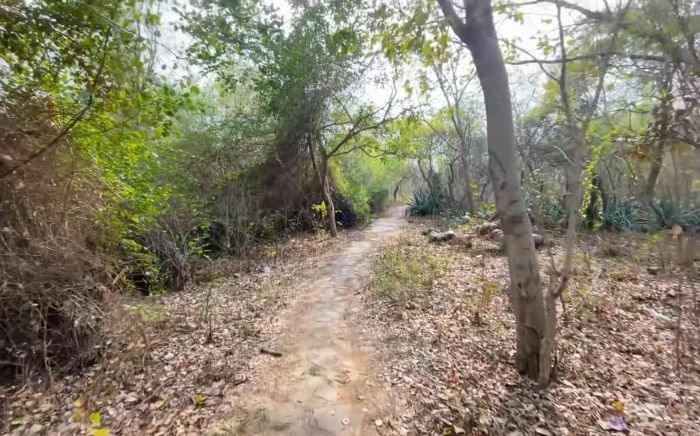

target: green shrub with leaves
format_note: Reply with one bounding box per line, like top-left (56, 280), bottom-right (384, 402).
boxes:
top-left (681, 207), bottom-right (700, 234)
top-left (409, 188), bottom-right (445, 216)
top-left (539, 200), bottom-right (569, 226)
top-left (647, 200), bottom-right (689, 230)
top-left (601, 199), bottom-right (644, 231)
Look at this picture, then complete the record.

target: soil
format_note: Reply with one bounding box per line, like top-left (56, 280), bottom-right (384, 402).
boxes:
top-left (219, 207), bottom-right (406, 435)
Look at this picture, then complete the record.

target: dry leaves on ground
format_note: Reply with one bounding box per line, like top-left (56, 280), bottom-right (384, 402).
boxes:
top-left (361, 222), bottom-right (699, 436)
top-left (2, 231), bottom-right (356, 435)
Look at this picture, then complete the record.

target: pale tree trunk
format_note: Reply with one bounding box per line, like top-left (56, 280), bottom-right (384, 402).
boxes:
top-left (462, 155), bottom-right (476, 212)
top-left (642, 140), bottom-right (665, 202)
top-left (309, 139), bottom-right (338, 237)
top-left (321, 162), bottom-right (338, 237)
top-left (438, 0), bottom-right (546, 380)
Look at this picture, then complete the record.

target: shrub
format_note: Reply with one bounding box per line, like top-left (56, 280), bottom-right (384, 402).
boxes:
top-left (371, 243), bottom-right (440, 304)
top-left (539, 200), bottom-right (568, 227)
top-left (334, 195), bottom-right (360, 228)
top-left (369, 188), bottom-right (390, 214)
top-left (681, 207), bottom-right (700, 234)
top-left (409, 188), bottom-right (445, 216)
top-left (0, 146), bottom-right (109, 381)
top-left (601, 199), bottom-right (644, 231)
top-left (647, 200), bottom-right (687, 230)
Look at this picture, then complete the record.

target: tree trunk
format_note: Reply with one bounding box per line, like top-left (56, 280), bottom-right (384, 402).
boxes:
top-left (462, 156), bottom-right (476, 213)
top-left (309, 139), bottom-right (338, 237)
top-left (642, 140), bottom-right (665, 202)
top-left (320, 156), bottom-right (338, 237)
top-left (393, 175), bottom-right (409, 201)
top-left (438, 0), bottom-right (546, 380)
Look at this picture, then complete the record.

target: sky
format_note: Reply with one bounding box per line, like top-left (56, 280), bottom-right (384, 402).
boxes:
top-left (158, 0), bottom-right (611, 112)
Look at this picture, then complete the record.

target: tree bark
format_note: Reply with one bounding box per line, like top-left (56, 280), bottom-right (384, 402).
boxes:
top-left (321, 167), bottom-right (338, 237)
top-left (642, 140), bottom-right (665, 202)
top-left (437, 0), bottom-right (546, 380)
top-left (309, 139), bottom-right (338, 237)
top-left (462, 155), bottom-right (476, 212)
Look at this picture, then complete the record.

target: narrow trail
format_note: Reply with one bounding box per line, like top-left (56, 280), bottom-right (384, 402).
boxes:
top-left (230, 207), bottom-right (406, 435)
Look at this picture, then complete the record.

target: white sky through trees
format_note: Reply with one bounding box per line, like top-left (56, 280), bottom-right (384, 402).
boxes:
top-left (158, 0), bottom-right (610, 112)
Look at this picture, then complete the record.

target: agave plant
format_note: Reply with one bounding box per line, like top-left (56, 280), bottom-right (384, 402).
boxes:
top-left (680, 206), bottom-right (700, 234)
top-left (601, 199), bottom-right (643, 231)
top-left (647, 200), bottom-right (687, 229)
top-left (409, 188), bottom-right (445, 216)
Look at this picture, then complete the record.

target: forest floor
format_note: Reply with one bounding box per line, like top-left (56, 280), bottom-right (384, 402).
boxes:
top-left (3, 210), bottom-right (699, 436)
top-left (360, 218), bottom-right (700, 436)
top-left (2, 207), bottom-right (406, 435)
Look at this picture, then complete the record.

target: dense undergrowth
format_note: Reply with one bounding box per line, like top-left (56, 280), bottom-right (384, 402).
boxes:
top-left (0, 0), bottom-right (404, 384)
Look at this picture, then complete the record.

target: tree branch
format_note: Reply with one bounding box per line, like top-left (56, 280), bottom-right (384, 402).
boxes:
top-left (1, 27), bottom-right (113, 180)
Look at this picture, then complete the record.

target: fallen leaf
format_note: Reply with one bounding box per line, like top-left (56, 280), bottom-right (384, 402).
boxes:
top-left (194, 393), bottom-right (205, 406)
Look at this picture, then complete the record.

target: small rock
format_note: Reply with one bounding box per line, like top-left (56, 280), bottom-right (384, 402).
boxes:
top-left (375, 419), bottom-right (384, 427)
top-left (27, 424), bottom-right (43, 435)
top-left (340, 417), bottom-right (349, 426)
top-left (647, 266), bottom-right (660, 275)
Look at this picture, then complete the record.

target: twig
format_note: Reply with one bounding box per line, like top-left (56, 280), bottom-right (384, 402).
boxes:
top-left (260, 348), bottom-right (283, 357)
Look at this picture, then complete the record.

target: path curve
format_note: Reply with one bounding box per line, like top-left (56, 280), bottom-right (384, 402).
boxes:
top-left (230, 207), bottom-right (406, 435)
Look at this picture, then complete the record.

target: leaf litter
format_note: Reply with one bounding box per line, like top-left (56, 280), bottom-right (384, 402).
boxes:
top-left (360, 221), bottom-right (699, 435)
top-left (2, 231), bottom-right (356, 435)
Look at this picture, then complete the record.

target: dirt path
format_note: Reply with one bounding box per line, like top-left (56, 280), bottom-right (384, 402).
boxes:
top-left (228, 207), bottom-right (406, 435)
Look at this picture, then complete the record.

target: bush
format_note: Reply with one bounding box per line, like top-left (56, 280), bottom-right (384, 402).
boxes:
top-left (647, 200), bottom-right (687, 230)
top-left (369, 188), bottom-right (390, 214)
top-left (371, 243), bottom-right (440, 304)
top-left (409, 188), bottom-right (445, 216)
top-left (681, 207), bottom-right (700, 234)
top-left (539, 200), bottom-right (568, 227)
top-left (601, 199), bottom-right (644, 231)
top-left (0, 149), bottom-right (109, 382)
top-left (334, 195), bottom-right (360, 228)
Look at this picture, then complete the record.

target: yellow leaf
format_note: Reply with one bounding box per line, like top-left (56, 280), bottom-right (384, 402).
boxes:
top-left (613, 400), bottom-right (624, 412)
top-left (90, 412), bottom-right (102, 426)
top-left (195, 393), bottom-right (205, 405)
top-left (90, 427), bottom-right (110, 436)
top-left (73, 396), bottom-right (85, 409)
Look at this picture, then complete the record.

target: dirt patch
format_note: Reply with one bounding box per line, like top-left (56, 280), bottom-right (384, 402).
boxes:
top-left (214, 207), bottom-right (407, 435)
top-left (361, 223), bottom-right (700, 435)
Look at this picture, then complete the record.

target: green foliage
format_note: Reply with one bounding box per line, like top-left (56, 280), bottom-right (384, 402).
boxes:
top-left (369, 189), bottom-right (390, 213)
top-left (333, 151), bottom-right (407, 221)
top-left (682, 207), bottom-right (700, 234)
top-left (539, 200), bottom-right (569, 226)
top-left (473, 202), bottom-right (497, 220)
top-left (409, 188), bottom-right (445, 216)
top-left (601, 199), bottom-right (644, 231)
top-left (647, 200), bottom-right (687, 229)
top-left (311, 202), bottom-right (328, 220)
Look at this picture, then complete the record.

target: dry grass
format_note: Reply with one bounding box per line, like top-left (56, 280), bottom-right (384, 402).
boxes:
top-left (0, 104), bottom-right (113, 385)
